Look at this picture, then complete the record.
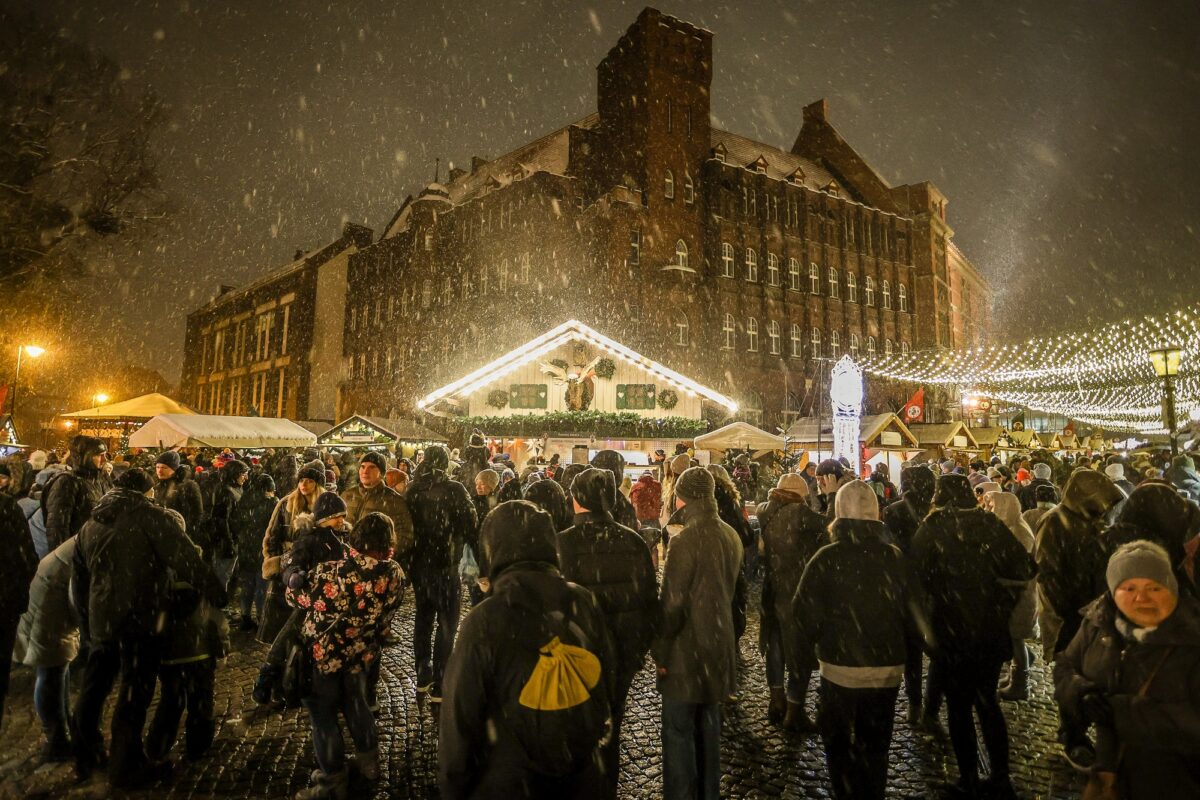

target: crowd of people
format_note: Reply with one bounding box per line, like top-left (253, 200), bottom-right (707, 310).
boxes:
top-left (1, 432), bottom-right (1198, 799)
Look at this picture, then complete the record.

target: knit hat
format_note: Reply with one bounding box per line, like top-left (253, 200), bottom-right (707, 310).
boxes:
top-left (1106, 540), bottom-right (1178, 597)
top-left (815, 458), bottom-right (845, 478)
top-left (777, 472), bottom-right (808, 496)
top-left (986, 467), bottom-right (1001, 480)
top-left (350, 511), bottom-right (394, 554)
top-left (1015, 468), bottom-right (1032, 483)
top-left (570, 467), bottom-right (615, 515)
top-left (675, 466), bottom-right (716, 503)
top-left (475, 469), bottom-right (500, 492)
top-left (835, 480), bottom-right (880, 521)
top-left (669, 453), bottom-right (692, 476)
top-left (933, 474), bottom-right (977, 509)
top-left (313, 492), bottom-right (347, 525)
top-left (423, 444), bottom-right (450, 472)
top-left (298, 460), bottom-right (325, 483)
top-left (115, 467), bottom-right (153, 494)
top-left (360, 451), bottom-right (387, 473)
top-left (481, 500), bottom-right (559, 579)
top-left (940, 459), bottom-right (957, 473)
top-left (1032, 463), bottom-right (1052, 481)
top-left (28, 450), bottom-right (48, 471)
top-left (591, 449), bottom-right (626, 482)
top-left (253, 473), bottom-right (276, 493)
top-left (222, 459), bottom-right (249, 481)
top-left (156, 450), bottom-right (182, 470)
top-left (1105, 463), bottom-right (1125, 481)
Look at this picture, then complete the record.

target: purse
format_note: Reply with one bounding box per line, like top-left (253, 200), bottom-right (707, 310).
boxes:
top-left (1080, 646), bottom-right (1174, 800)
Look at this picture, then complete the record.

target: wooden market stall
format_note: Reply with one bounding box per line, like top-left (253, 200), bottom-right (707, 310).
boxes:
top-left (58, 393), bottom-right (196, 452)
top-left (694, 421), bottom-right (785, 457)
top-left (417, 319), bottom-right (737, 471)
top-left (317, 415), bottom-right (448, 459)
top-left (908, 421), bottom-right (983, 465)
top-left (784, 412), bottom-right (921, 479)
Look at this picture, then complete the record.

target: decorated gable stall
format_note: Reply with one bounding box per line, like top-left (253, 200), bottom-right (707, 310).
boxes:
top-left (318, 415), bottom-right (448, 458)
top-left (418, 319), bottom-right (738, 469)
top-left (908, 421), bottom-right (983, 464)
top-left (785, 412), bottom-right (920, 479)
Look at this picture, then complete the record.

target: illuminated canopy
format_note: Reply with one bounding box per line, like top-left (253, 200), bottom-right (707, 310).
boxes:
top-left (129, 414), bottom-right (318, 449)
top-left (61, 392), bottom-right (195, 420)
top-left (417, 319), bottom-right (738, 414)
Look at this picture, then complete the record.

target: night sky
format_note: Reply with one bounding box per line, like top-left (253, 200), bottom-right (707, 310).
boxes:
top-left (12, 0), bottom-right (1200, 382)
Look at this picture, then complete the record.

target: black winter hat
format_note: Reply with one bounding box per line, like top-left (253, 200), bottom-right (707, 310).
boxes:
top-left (423, 444), bottom-right (450, 472)
top-left (253, 473), bottom-right (276, 493)
top-left (298, 460), bottom-right (325, 483)
top-left (351, 511), bottom-right (394, 554)
top-left (115, 467), bottom-right (153, 494)
top-left (900, 465), bottom-right (935, 505)
top-left (570, 466), bottom-right (614, 515)
top-left (313, 492), bottom-right (347, 525)
top-left (932, 474), bottom-right (976, 510)
top-left (222, 459), bottom-right (249, 481)
top-left (590, 449), bottom-right (625, 481)
top-left (360, 451), bottom-right (387, 472)
top-left (481, 500), bottom-right (558, 579)
top-left (156, 450), bottom-right (182, 470)
top-left (69, 435), bottom-right (106, 464)
top-left (815, 458), bottom-right (845, 478)
top-left (469, 430), bottom-right (486, 448)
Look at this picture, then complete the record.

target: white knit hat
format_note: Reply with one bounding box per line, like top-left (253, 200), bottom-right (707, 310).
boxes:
top-left (1032, 463), bottom-right (1052, 480)
top-left (1105, 463), bottom-right (1125, 481)
top-left (834, 480), bottom-right (880, 521)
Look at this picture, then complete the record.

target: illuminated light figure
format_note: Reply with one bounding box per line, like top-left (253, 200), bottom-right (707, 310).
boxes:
top-left (829, 355), bottom-right (863, 475)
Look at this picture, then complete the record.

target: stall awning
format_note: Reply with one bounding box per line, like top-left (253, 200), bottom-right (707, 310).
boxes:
top-left (61, 393), bottom-right (195, 420)
top-left (785, 413), bottom-right (918, 449)
top-left (907, 421), bottom-right (981, 450)
top-left (128, 414), bottom-right (318, 449)
top-left (694, 421), bottom-right (784, 452)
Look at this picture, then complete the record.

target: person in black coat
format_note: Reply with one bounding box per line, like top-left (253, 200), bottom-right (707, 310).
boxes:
top-left (151, 450), bottom-right (204, 538)
top-left (1098, 482), bottom-right (1200, 593)
top-left (708, 464), bottom-right (752, 642)
top-left (0, 491), bottom-right (38, 729)
top-left (439, 501), bottom-right (616, 800)
top-left (204, 459), bottom-right (247, 591)
top-left (910, 474), bottom-right (1036, 799)
top-left (881, 464), bottom-right (934, 720)
top-left (794, 481), bottom-right (912, 800)
top-left (558, 467), bottom-right (658, 799)
top-left (405, 445), bottom-right (478, 700)
top-left (42, 435), bottom-right (112, 554)
top-left (524, 477), bottom-right (573, 533)
top-left (590, 450), bottom-right (639, 531)
top-left (1017, 462), bottom-right (1059, 511)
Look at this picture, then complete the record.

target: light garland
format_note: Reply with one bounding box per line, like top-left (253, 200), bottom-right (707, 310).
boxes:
top-left (861, 303), bottom-right (1200, 433)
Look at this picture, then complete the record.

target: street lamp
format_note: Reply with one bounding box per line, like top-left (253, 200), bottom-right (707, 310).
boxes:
top-left (10, 344), bottom-right (46, 419)
top-left (1148, 346), bottom-right (1183, 457)
top-left (93, 393), bottom-right (110, 407)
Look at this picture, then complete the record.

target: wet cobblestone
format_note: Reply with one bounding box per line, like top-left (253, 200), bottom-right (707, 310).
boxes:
top-left (0, 581), bottom-right (1084, 798)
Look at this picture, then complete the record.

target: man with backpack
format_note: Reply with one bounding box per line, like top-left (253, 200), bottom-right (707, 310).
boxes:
top-left (439, 500), bottom-right (616, 799)
top-left (42, 435), bottom-right (112, 553)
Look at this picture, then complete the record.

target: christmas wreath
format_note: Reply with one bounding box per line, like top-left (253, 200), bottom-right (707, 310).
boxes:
top-left (486, 389), bottom-right (509, 409)
top-left (594, 357), bottom-right (616, 379)
top-left (658, 389), bottom-right (679, 410)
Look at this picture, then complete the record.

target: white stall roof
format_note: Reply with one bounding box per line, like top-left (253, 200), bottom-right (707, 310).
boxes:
top-left (129, 414), bottom-right (318, 449)
top-left (694, 421), bottom-right (785, 452)
top-left (61, 392), bottom-right (194, 420)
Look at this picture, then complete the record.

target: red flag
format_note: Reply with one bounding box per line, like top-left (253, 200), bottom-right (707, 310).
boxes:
top-left (0, 384), bottom-right (9, 415)
top-left (899, 388), bottom-right (925, 424)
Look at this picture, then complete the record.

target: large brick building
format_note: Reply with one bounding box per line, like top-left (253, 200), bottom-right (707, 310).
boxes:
top-left (339, 7), bottom-right (991, 430)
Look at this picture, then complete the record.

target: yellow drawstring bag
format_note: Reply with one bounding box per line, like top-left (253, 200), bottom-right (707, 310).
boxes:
top-left (518, 635), bottom-right (602, 711)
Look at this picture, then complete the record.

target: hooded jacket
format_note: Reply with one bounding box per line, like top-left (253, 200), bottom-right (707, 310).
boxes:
top-left (201, 460), bottom-right (247, 560)
top-left (71, 488), bottom-right (225, 644)
top-left (1100, 483), bottom-right (1200, 591)
top-left (151, 465), bottom-right (204, 538)
top-left (882, 466), bottom-right (935, 553)
top-left (1053, 593), bottom-right (1200, 797)
top-left (523, 478), bottom-right (573, 534)
top-left (589, 451), bottom-right (639, 531)
top-left (232, 483), bottom-right (277, 569)
top-left (14, 537), bottom-right (79, 667)
top-left (42, 436), bottom-right (112, 552)
top-left (794, 518), bottom-right (911, 687)
top-left (406, 452), bottom-right (479, 586)
top-left (653, 495), bottom-right (743, 703)
top-left (439, 501), bottom-right (615, 800)
top-left (1165, 456), bottom-right (1200, 503)
top-left (1035, 470), bottom-right (1126, 654)
top-left (1018, 476), bottom-right (1060, 512)
top-left (630, 473), bottom-right (662, 522)
top-left (557, 468), bottom-right (658, 687)
top-left (1, 491), bottom-right (38, 625)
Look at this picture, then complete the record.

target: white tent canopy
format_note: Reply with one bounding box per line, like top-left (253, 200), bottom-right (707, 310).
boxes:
top-left (61, 392), bottom-right (194, 420)
top-left (129, 414), bottom-right (318, 449)
top-left (693, 421), bottom-right (785, 452)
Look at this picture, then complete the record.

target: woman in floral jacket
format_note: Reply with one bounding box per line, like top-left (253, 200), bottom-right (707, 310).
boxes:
top-left (287, 512), bottom-right (404, 800)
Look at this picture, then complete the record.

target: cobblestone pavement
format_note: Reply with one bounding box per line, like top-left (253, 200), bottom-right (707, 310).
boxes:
top-left (0, 581), bottom-right (1084, 799)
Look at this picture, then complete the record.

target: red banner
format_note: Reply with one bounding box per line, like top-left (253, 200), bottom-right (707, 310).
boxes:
top-left (899, 387), bottom-right (925, 424)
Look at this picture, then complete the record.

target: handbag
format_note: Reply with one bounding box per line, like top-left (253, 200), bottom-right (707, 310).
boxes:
top-left (280, 635), bottom-right (312, 707)
top-left (1080, 646), bottom-right (1174, 800)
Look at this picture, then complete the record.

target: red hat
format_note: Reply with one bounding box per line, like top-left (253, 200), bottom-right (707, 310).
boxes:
top-left (1016, 468), bottom-right (1032, 482)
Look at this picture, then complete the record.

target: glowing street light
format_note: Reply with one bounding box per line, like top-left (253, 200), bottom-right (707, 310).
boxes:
top-left (10, 344), bottom-right (46, 420)
top-left (1148, 346), bottom-right (1183, 456)
top-left (93, 393), bottom-right (110, 406)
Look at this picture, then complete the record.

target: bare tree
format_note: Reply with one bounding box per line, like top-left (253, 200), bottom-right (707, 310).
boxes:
top-left (0, 10), bottom-right (167, 290)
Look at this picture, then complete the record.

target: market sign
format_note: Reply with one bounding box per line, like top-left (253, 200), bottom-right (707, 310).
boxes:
top-left (952, 435), bottom-right (968, 447)
top-left (880, 431), bottom-right (902, 447)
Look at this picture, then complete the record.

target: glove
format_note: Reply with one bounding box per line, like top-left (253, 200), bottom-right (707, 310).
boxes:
top-left (286, 569), bottom-right (308, 590)
top-left (1079, 690), bottom-right (1114, 726)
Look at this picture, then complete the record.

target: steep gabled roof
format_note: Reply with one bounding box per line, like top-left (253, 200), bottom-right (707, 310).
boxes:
top-left (709, 128), bottom-right (842, 197)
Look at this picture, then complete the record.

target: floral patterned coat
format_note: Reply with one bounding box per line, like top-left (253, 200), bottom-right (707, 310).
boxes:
top-left (285, 548), bottom-right (404, 674)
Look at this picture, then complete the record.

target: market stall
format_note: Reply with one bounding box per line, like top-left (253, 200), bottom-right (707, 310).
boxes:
top-left (908, 421), bottom-right (983, 465)
top-left (694, 421), bottom-right (785, 457)
top-left (417, 319), bottom-right (736, 470)
top-left (317, 415), bottom-right (448, 458)
top-left (59, 393), bottom-right (196, 451)
top-left (129, 413), bottom-right (318, 450)
top-left (785, 412), bottom-right (920, 479)
top-left (0, 414), bottom-right (26, 457)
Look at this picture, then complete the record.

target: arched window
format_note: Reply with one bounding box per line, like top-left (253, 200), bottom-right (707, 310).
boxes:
top-left (664, 169), bottom-right (675, 199)
top-left (867, 336), bottom-right (876, 355)
top-left (811, 327), bottom-right (821, 355)
top-left (809, 262), bottom-right (821, 294)
top-left (767, 253), bottom-right (780, 286)
top-left (521, 252), bottom-right (531, 283)
top-left (846, 273), bottom-right (858, 303)
top-left (721, 242), bottom-right (734, 277)
top-left (789, 258), bottom-right (802, 291)
top-left (746, 318), bottom-right (759, 352)
top-left (828, 266), bottom-right (840, 299)
top-left (790, 324), bottom-right (803, 358)
top-left (882, 280), bottom-right (892, 310)
top-left (901, 340), bottom-right (910, 355)
top-left (745, 248), bottom-right (758, 282)
top-left (830, 330), bottom-right (840, 358)
top-left (850, 333), bottom-right (860, 358)
top-left (676, 316), bottom-right (689, 346)
top-left (865, 277), bottom-right (876, 307)
top-left (499, 259), bottom-right (509, 291)
top-left (479, 264), bottom-right (489, 295)
top-left (884, 338), bottom-right (894, 355)
top-left (421, 280), bottom-right (432, 308)
top-left (675, 239), bottom-right (689, 269)
top-left (683, 174), bottom-right (694, 205)
top-left (442, 276), bottom-right (452, 305)
top-left (768, 320), bottom-right (781, 354)
top-left (723, 314), bottom-right (735, 350)
top-left (898, 283), bottom-right (908, 312)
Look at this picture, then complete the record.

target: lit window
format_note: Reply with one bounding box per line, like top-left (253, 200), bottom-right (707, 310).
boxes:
top-left (723, 314), bottom-right (735, 350)
top-left (882, 280), bottom-right (892, 310)
top-left (768, 320), bottom-right (781, 354)
top-left (828, 267), bottom-right (840, 299)
top-left (521, 252), bottom-right (531, 283)
top-left (665, 170), bottom-right (675, 199)
top-left (499, 259), bottom-right (509, 291)
top-left (809, 262), bottom-right (821, 294)
top-left (676, 317), bottom-right (689, 346)
top-left (421, 280), bottom-right (431, 308)
top-left (789, 258), bottom-right (801, 291)
top-left (898, 283), bottom-right (908, 312)
top-left (830, 330), bottom-right (840, 358)
top-left (865, 277), bottom-right (875, 307)
top-left (746, 318), bottom-right (759, 352)
top-left (790, 324), bottom-right (803, 358)
top-left (675, 239), bottom-right (689, 269)
top-left (767, 253), bottom-right (780, 286)
top-left (901, 341), bottom-right (910, 355)
top-left (745, 248), bottom-right (758, 282)
top-left (629, 229), bottom-right (641, 265)
top-left (847, 273), bottom-right (858, 303)
top-left (867, 336), bottom-right (876, 355)
top-left (850, 333), bottom-right (860, 358)
top-left (885, 338), bottom-right (894, 355)
top-left (684, 174), bottom-right (694, 205)
top-left (810, 327), bottom-right (821, 356)
top-left (721, 242), bottom-right (734, 277)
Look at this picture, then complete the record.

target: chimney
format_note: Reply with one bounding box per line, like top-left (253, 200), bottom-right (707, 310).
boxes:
top-left (803, 98), bottom-right (828, 124)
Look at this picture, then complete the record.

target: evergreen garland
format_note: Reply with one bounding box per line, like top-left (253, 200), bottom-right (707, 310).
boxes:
top-left (457, 411), bottom-right (707, 439)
